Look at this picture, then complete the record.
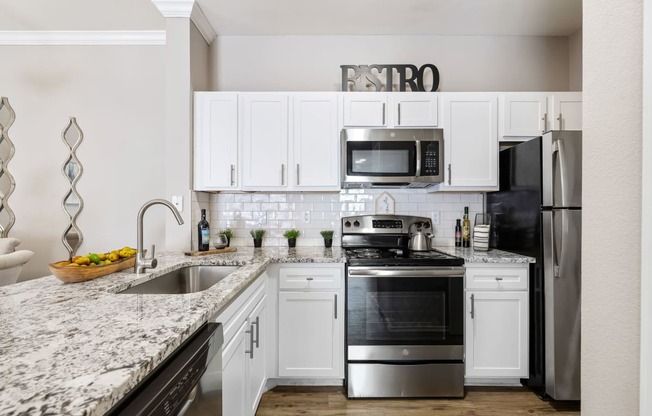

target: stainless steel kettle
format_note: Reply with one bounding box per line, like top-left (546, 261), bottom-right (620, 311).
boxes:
top-left (408, 222), bottom-right (433, 251)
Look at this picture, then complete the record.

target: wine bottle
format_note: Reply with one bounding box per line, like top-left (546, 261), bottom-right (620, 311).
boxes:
top-left (462, 207), bottom-right (471, 248)
top-left (198, 209), bottom-right (210, 251)
top-left (455, 219), bottom-right (462, 247)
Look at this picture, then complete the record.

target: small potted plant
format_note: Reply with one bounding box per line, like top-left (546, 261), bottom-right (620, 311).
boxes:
top-left (217, 228), bottom-right (233, 247)
top-left (283, 229), bottom-right (301, 248)
top-left (250, 229), bottom-right (265, 248)
top-left (320, 230), bottom-right (334, 248)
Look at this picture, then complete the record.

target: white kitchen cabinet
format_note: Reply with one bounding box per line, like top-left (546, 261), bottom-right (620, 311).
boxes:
top-left (464, 264), bottom-right (529, 382)
top-left (292, 93), bottom-right (340, 190)
top-left (499, 92), bottom-right (582, 140)
top-left (435, 92), bottom-right (498, 191)
top-left (193, 92), bottom-right (239, 190)
top-left (276, 265), bottom-right (344, 379)
top-left (241, 93), bottom-right (289, 190)
top-left (215, 273), bottom-right (267, 416)
top-left (239, 92), bottom-right (339, 191)
top-left (499, 93), bottom-right (548, 139)
top-left (549, 92), bottom-right (582, 131)
top-left (342, 92), bottom-right (438, 127)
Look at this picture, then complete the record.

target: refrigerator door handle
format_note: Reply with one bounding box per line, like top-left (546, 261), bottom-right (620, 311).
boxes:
top-left (552, 139), bottom-right (569, 207)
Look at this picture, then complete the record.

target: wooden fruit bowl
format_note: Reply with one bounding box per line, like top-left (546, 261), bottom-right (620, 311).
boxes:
top-left (49, 255), bottom-right (137, 283)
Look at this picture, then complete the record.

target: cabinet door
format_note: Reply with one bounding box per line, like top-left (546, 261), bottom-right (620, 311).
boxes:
top-left (465, 291), bottom-right (529, 378)
top-left (247, 298), bottom-right (267, 416)
top-left (342, 92), bottom-right (388, 127)
top-left (393, 92), bottom-right (439, 127)
top-left (223, 320), bottom-right (248, 416)
top-left (549, 92), bottom-right (582, 131)
top-left (278, 291), bottom-right (343, 378)
top-left (241, 94), bottom-right (289, 190)
top-left (292, 93), bottom-right (339, 190)
top-left (194, 92), bottom-right (239, 190)
top-left (442, 93), bottom-right (498, 189)
top-left (500, 93), bottom-right (548, 137)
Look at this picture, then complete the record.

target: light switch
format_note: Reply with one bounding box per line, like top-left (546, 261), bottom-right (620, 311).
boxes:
top-left (172, 195), bottom-right (183, 212)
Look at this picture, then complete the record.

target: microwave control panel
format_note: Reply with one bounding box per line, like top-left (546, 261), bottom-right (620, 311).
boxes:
top-left (420, 141), bottom-right (440, 176)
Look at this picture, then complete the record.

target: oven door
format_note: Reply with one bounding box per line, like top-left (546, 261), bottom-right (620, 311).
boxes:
top-left (346, 266), bottom-right (464, 361)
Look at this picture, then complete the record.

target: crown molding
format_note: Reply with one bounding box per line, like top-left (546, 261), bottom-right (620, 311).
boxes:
top-left (0, 31), bottom-right (165, 45)
top-left (151, 0), bottom-right (195, 18)
top-left (191, 4), bottom-right (216, 44)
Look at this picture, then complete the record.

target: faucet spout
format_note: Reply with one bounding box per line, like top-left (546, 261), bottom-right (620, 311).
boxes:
top-left (135, 199), bottom-right (185, 273)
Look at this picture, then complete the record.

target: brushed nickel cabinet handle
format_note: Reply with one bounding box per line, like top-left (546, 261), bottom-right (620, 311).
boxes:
top-left (557, 113), bottom-right (563, 130)
top-left (306, 277), bottom-right (314, 281)
top-left (230, 164), bottom-right (235, 186)
top-left (281, 164), bottom-right (285, 186)
top-left (542, 113), bottom-right (548, 133)
top-left (334, 294), bottom-right (338, 319)
top-left (252, 316), bottom-right (260, 348)
top-left (397, 103), bottom-right (401, 125)
top-left (245, 326), bottom-right (254, 359)
top-left (382, 103), bottom-right (386, 125)
top-left (296, 164), bottom-right (300, 186)
top-left (448, 164), bottom-right (452, 185)
top-left (470, 294), bottom-right (475, 319)
top-left (495, 277), bottom-right (503, 281)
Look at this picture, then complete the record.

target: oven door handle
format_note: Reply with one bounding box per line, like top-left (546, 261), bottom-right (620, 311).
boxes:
top-left (347, 266), bottom-right (464, 278)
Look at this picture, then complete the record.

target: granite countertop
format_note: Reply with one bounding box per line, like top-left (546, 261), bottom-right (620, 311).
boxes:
top-left (0, 247), bottom-right (344, 416)
top-left (435, 246), bottom-right (536, 264)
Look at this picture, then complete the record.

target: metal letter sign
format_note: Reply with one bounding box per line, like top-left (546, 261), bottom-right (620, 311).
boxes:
top-left (341, 64), bottom-right (439, 92)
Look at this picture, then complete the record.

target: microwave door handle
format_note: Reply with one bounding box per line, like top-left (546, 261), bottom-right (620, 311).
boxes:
top-left (415, 139), bottom-right (422, 176)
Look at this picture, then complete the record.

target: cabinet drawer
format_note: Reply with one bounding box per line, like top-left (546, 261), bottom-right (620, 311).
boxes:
top-left (279, 267), bottom-right (343, 290)
top-left (465, 266), bottom-right (528, 290)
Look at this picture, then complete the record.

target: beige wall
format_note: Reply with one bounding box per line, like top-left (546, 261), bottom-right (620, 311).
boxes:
top-left (0, 45), bottom-right (166, 280)
top-left (210, 35), bottom-right (571, 92)
top-left (569, 28), bottom-right (583, 91)
top-left (583, 1), bottom-right (642, 414)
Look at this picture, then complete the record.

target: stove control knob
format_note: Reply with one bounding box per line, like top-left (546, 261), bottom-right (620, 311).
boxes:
top-left (353, 220), bottom-right (360, 228)
top-left (344, 221), bottom-right (351, 228)
top-left (424, 222), bottom-right (431, 229)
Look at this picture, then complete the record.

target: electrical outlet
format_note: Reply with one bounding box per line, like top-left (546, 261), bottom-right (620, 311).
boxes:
top-left (171, 195), bottom-right (183, 212)
top-left (303, 210), bottom-right (311, 224)
top-left (431, 211), bottom-right (440, 225)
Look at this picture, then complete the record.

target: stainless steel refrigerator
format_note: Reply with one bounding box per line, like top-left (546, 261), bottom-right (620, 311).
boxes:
top-left (487, 130), bottom-right (581, 401)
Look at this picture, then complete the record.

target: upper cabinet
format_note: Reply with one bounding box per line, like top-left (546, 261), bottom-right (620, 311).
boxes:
top-left (549, 92), bottom-right (582, 131)
top-left (241, 93), bottom-right (290, 191)
top-left (434, 93), bottom-right (498, 191)
top-left (342, 92), bottom-right (438, 127)
top-left (291, 93), bottom-right (340, 191)
top-left (193, 92), bottom-right (239, 191)
top-left (499, 92), bottom-right (582, 141)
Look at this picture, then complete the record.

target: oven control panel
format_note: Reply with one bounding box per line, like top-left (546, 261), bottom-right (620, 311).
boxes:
top-left (342, 215), bottom-right (432, 235)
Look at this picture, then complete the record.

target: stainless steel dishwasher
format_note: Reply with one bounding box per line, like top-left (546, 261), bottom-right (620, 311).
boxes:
top-left (108, 322), bottom-right (223, 416)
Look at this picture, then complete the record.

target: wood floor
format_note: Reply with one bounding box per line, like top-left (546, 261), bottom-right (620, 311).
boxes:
top-left (256, 386), bottom-right (581, 416)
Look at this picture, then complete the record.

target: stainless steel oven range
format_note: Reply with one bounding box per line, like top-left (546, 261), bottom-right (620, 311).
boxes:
top-left (342, 214), bottom-right (465, 398)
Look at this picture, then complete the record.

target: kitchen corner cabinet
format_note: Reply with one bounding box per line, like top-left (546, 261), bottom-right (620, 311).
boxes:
top-left (464, 264), bottom-right (529, 382)
top-left (217, 273), bottom-right (267, 416)
top-left (499, 92), bottom-right (582, 140)
top-left (277, 265), bottom-right (344, 378)
top-left (434, 93), bottom-right (498, 191)
top-left (342, 92), bottom-right (438, 127)
top-left (193, 92), bottom-right (239, 190)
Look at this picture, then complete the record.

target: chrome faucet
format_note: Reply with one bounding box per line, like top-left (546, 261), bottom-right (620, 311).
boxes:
top-left (135, 199), bottom-right (184, 273)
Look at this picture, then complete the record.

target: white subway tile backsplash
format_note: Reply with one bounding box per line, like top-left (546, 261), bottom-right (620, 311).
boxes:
top-left (209, 190), bottom-right (484, 247)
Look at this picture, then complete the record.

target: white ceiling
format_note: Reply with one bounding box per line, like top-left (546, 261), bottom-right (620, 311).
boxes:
top-left (196, 0), bottom-right (582, 37)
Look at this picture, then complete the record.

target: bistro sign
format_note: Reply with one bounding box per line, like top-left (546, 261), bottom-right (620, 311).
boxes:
top-left (341, 64), bottom-right (440, 92)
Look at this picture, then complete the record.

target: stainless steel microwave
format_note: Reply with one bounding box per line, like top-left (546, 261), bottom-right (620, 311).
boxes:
top-left (341, 128), bottom-right (444, 188)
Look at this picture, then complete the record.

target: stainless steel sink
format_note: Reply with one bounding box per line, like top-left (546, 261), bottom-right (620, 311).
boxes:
top-left (118, 265), bottom-right (239, 294)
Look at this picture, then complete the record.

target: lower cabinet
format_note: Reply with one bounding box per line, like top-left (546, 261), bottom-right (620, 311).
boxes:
top-left (217, 273), bottom-right (267, 416)
top-left (276, 264), bottom-right (345, 380)
top-left (464, 264), bottom-right (529, 382)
